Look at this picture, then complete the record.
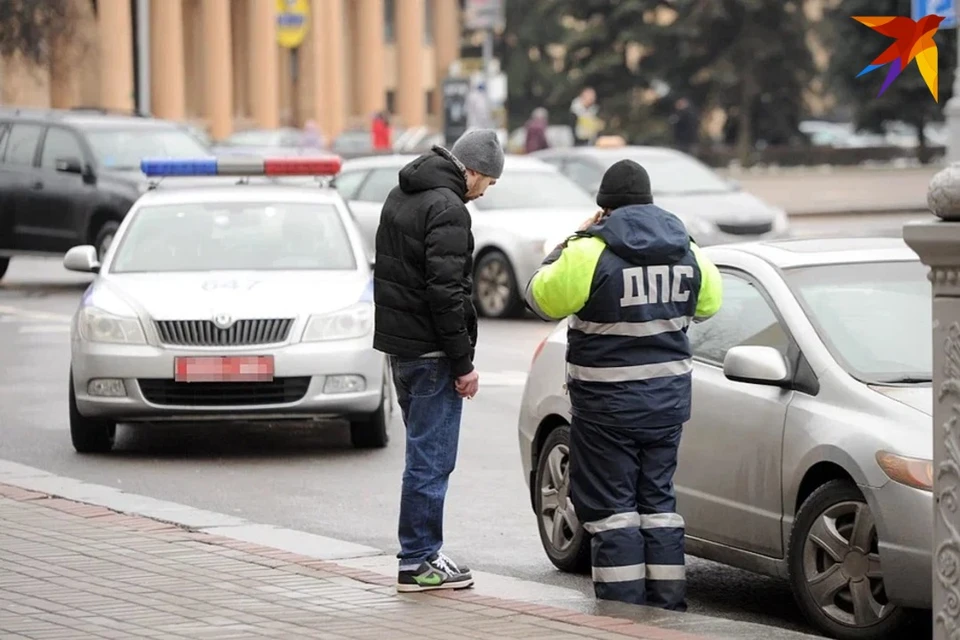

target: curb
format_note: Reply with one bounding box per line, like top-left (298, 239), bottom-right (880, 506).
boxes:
top-left (786, 206), bottom-right (930, 218)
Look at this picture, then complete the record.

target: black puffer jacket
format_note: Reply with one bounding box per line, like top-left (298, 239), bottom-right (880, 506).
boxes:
top-left (373, 146), bottom-right (477, 377)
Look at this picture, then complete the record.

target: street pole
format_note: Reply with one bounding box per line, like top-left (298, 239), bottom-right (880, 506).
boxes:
top-left (481, 28), bottom-right (493, 128)
top-left (135, 0), bottom-right (150, 115)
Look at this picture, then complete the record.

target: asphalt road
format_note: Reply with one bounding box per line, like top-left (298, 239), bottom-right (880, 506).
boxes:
top-left (0, 212), bottom-right (936, 638)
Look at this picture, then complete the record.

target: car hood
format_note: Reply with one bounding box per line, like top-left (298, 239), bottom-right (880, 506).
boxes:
top-left (654, 190), bottom-right (777, 223)
top-left (472, 206), bottom-right (593, 241)
top-left (868, 385), bottom-right (932, 416)
top-left (92, 271), bottom-right (371, 321)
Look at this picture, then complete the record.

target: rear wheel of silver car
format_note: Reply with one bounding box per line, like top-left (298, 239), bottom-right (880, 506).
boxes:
top-left (0, 257), bottom-right (9, 282)
top-left (535, 425), bottom-right (590, 573)
top-left (474, 251), bottom-right (523, 319)
top-left (788, 480), bottom-right (912, 640)
top-left (68, 370), bottom-right (116, 454)
top-left (349, 369), bottom-right (392, 449)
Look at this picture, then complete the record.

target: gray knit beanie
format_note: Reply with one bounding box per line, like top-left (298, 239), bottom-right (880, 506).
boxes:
top-left (451, 129), bottom-right (504, 179)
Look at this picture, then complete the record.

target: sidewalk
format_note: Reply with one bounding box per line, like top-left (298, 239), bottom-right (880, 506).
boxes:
top-left (0, 477), bottom-right (820, 640)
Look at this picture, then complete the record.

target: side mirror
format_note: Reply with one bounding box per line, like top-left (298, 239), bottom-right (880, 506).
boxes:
top-left (63, 245), bottom-right (101, 273)
top-left (55, 156), bottom-right (83, 175)
top-left (723, 345), bottom-right (789, 387)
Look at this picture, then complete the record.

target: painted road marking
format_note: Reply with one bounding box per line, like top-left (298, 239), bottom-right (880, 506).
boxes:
top-left (17, 324), bottom-right (71, 334)
top-left (479, 371), bottom-right (528, 387)
top-left (0, 305), bottom-right (72, 323)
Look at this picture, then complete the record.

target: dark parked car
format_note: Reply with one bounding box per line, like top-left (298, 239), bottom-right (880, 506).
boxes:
top-left (0, 107), bottom-right (212, 281)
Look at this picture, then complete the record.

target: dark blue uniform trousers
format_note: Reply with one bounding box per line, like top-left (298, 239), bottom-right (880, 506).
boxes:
top-left (569, 417), bottom-right (687, 610)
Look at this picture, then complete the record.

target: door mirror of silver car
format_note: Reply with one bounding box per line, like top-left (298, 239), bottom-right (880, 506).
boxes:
top-left (723, 345), bottom-right (789, 386)
top-left (63, 245), bottom-right (101, 273)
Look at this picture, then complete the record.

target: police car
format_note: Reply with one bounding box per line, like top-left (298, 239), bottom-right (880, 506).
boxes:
top-left (63, 156), bottom-right (392, 454)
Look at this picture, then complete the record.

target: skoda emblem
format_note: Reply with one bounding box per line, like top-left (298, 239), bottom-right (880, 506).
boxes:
top-left (213, 313), bottom-right (233, 329)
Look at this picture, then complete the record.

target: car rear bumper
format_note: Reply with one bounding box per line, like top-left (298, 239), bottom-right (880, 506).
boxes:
top-left (71, 336), bottom-right (385, 421)
top-left (866, 480), bottom-right (932, 609)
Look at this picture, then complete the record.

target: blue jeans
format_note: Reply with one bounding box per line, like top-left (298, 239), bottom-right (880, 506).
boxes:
top-left (389, 356), bottom-right (464, 570)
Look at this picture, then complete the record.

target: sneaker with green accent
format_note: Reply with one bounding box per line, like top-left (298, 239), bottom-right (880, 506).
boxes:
top-left (396, 553), bottom-right (474, 592)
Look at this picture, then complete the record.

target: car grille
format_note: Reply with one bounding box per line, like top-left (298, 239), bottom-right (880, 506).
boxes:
top-left (716, 221), bottom-right (774, 236)
top-left (138, 378), bottom-right (311, 407)
top-left (155, 319), bottom-right (294, 347)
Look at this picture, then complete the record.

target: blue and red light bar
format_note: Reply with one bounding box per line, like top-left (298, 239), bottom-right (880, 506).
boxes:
top-left (140, 156), bottom-right (342, 178)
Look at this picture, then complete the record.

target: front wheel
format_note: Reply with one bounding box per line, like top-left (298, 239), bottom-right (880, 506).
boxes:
top-left (69, 370), bottom-right (116, 454)
top-left (473, 251), bottom-right (523, 319)
top-left (0, 257), bottom-right (9, 282)
top-left (349, 368), bottom-right (392, 449)
top-left (93, 220), bottom-right (120, 262)
top-left (788, 479), bottom-right (912, 640)
top-left (535, 425), bottom-right (590, 573)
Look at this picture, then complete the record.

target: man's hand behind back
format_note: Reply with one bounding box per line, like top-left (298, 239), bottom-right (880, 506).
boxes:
top-left (455, 370), bottom-right (479, 399)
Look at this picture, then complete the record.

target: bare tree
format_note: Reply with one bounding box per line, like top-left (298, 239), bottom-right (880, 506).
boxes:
top-left (0, 0), bottom-right (76, 66)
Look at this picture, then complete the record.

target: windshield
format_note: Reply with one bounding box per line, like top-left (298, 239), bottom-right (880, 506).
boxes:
top-left (473, 170), bottom-right (595, 211)
top-left (783, 260), bottom-right (931, 383)
top-left (110, 202), bottom-right (357, 273)
top-left (596, 152), bottom-right (735, 196)
top-left (87, 128), bottom-right (211, 170)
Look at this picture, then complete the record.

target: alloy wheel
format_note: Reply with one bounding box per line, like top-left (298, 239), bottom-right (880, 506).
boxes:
top-left (801, 500), bottom-right (893, 627)
top-left (476, 259), bottom-right (512, 317)
top-left (539, 443), bottom-right (579, 553)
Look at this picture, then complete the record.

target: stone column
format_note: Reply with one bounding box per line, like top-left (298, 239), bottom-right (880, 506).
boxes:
top-left (248, 0), bottom-right (280, 128)
top-left (903, 164), bottom-right (960, 640)
top-left (201, 0), bottom-right (234, 139)
top-left (355, 0), bottom-right (386, 117)
top-left (395, 0), bottom-right (425, 128)
top-left (149, 0), bottom-right (186, 119)
top-left (313, 0), bottom-right (346, 139)
top-left (98, 0), bottom-right (135, 111)
top-left (432, 0), bottom-right (460, 115)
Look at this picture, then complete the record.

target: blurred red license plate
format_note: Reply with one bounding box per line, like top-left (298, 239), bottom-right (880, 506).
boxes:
top-left (174, 356), bottom-right (274, 383)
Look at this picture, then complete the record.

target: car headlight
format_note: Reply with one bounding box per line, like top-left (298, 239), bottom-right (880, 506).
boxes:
top-left (302, 302), bottom-right (373, 342)
top-left (876, 451), bottom-right (933, 491)
top-left (77, 306), bottom-right (146, 344)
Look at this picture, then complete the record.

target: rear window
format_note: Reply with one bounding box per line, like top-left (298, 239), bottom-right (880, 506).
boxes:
top-left (86, 127), bottom-right (210, 170)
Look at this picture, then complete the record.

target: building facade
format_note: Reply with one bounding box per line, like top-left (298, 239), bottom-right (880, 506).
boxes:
top-left (0, 0), bottom-right (462, 140)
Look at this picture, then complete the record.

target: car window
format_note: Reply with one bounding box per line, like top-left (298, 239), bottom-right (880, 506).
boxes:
top-left (564, 159), bottom-right (604, 192)
top-left (355, 168), bottom-right (399, 202)
top-left (40, 127), bottom-right (84, 170)
top-left (687, 272), bottom-right (790, 364)
top-left (110, 202), bottom-right (357, 273)
top-left (4, 124), bottom-right (43, 166)
top-left (598, 152), bottom-right (735, 196)
top-left (333, 170), bottom-right (368, 200)
top-left (473, 169), bottom-right (596, 211)
top-left (85, 127), bottom-right (210, 170)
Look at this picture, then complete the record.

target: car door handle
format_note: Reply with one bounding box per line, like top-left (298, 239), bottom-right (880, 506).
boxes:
top-left (32, 181), bottom-right (43, 190)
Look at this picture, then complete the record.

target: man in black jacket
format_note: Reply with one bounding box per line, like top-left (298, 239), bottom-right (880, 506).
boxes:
top-left (373, 129), bottom-right (504, 592)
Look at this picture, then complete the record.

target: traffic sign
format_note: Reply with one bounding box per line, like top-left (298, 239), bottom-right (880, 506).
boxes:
top-left (442, 78), bottom-right (471, 147)
top-left (464, 0), bottom-right (505, 31)
top-left (276, 0), bottom-right (310, 49)
top-left (912, 0), bottom-right (956, 28)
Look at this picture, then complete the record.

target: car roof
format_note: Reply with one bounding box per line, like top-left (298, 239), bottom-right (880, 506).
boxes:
top-left (534, 145), bottom-right (689, 161)
top-left (134, 184), bottom-right (344, 207)
top-left (708, 236), bottom-right (920, 269)
top-left (0, 107), bottom-right (182, 130)
top-left (341, 153), bottom-right (557, 172)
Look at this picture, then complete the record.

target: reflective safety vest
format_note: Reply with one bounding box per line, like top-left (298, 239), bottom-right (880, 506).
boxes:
top-left (524, 204), bottom-right (723, 429)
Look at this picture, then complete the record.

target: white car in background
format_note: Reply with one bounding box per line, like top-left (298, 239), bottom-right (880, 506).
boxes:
top-left (63, 156), bottom-right (392, 454)
top-left (334, 154), bottom-right (597, 319)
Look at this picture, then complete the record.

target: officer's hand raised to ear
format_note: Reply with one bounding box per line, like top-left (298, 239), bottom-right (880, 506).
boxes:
top-left (578, 210), bottom-right (605, 231)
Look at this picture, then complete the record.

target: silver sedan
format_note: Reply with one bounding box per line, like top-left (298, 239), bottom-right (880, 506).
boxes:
top-left (334, 154), bottom-right (597, 319)
top-left (518, 237), bottom-right (931, 640)
top-left (64, 180), bottom-right (391, 454)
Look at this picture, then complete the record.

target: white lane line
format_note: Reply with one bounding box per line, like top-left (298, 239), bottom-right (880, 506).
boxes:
top-left (17, 324), bottom-right (71, 334)
top-left (0, 305), bottom-right (72, 323)
top-left (478, 371), bottom-right (529, 387)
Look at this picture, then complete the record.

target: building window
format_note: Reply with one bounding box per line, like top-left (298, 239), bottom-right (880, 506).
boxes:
top-left (425, 0), bottom-right (434, 44)
top-left (384, 0), bottom-right (395, 42)
top-left (426, 90), bottom-right (436, 115)
top-left (386, 91), bottom-right (396, 115)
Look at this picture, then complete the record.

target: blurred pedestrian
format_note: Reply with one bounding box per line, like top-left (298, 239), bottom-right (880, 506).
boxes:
top-left (466, 81), bottom-right (493, 130)
top-left (524, 107), bottom-right (549, 153)
top-left (670, 98), bottom-right (699, 155)
top-left (372, 111), bottom-right (392, 151)
top-left (570, 87), bottom-right (603, 146)
top-left (373, 130), bottom-right (505, 593)
top-left (301, 119), bottom-right (325, 149)
top-left (522, 159), bottom-right (723, 611)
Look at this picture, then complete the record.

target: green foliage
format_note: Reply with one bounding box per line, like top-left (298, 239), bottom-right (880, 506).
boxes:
top-left (0, 0), bottom-right (75, 65)
top-left (824, 0), bottom-right (956, 146)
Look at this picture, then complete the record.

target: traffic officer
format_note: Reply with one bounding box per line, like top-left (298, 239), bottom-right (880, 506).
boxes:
top-left (523, 159), bottom-right (722, 610)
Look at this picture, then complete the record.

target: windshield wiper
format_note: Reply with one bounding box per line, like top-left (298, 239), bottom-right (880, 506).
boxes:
top-left (873, 376), bottom-right (932, 384)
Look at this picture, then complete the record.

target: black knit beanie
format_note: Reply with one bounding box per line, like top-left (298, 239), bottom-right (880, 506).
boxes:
top-left (596, 159), bottom-right (653, 209)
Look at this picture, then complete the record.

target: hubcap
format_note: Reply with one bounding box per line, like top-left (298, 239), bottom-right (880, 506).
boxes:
top-left (539, 443), bottom-right (579, 552)
top-left (802, 500), bottom-right (892, 627)
top-left (476, 259), bottom-right (511, 316)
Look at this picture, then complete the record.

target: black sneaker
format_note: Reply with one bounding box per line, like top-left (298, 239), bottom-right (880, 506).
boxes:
top-left (397, 553), bottom-right (474, 592)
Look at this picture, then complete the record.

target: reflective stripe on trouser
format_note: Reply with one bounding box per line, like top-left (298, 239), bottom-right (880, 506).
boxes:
top-left (583, 512), bottom-right (645, 604)
top-left (640, 512), bottom-right (686, 609)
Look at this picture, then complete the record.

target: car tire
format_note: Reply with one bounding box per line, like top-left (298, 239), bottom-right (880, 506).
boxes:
top-left (93, 219), bottom-right (120, 262)
top-left (788, 479), bottom-right (913, 640)
top-left (349, 369), bottom-right (392, 449)
top-left (69, 370), bottom-right (116, 454)
top-left (535, 425), bottom-right (590, 574)
top-left (474, 251), bottom-right (523, 319)
top-left (0, 257), bottom-right (9, 282)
